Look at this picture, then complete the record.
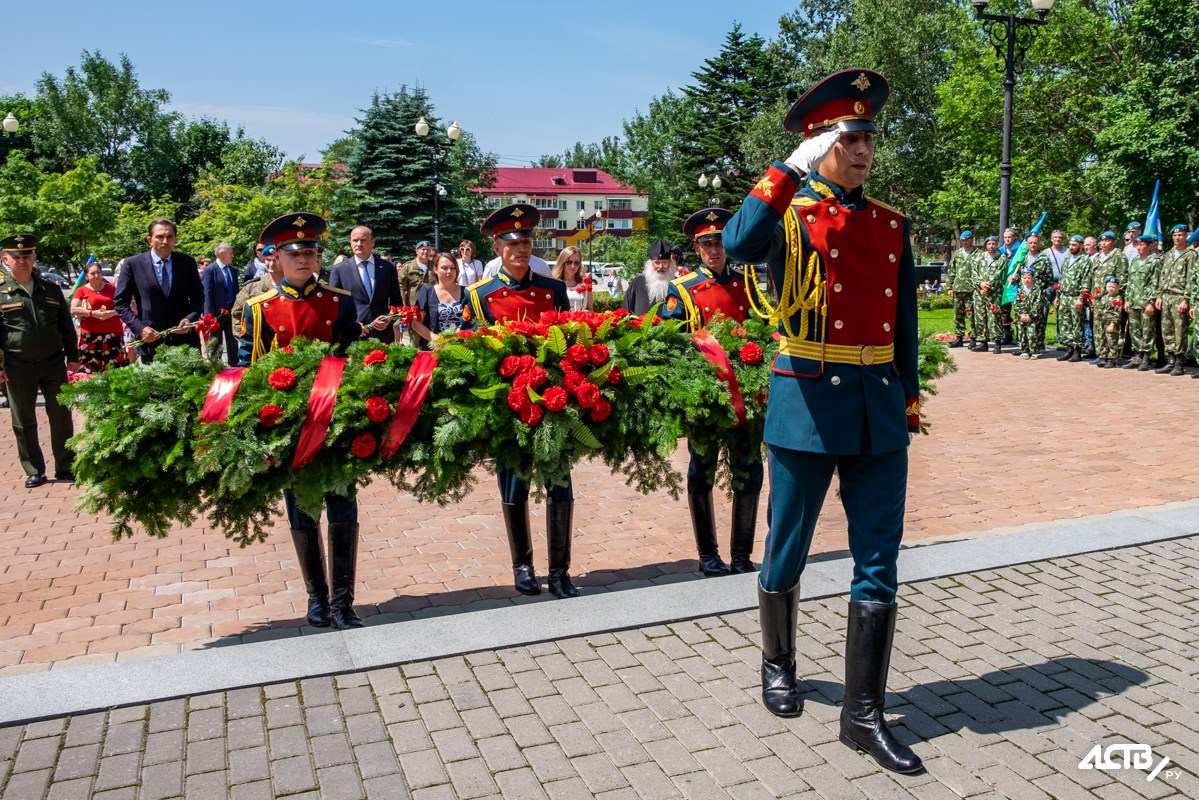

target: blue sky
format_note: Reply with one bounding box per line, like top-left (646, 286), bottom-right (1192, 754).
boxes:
top-left (2, 1), bottom-right (798, 167)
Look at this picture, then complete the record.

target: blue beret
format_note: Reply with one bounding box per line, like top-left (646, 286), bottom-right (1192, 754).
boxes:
top-left (1021, 266), bottom-right (1036, 274)
top-left (1135, 234), bottom-right (1158, 243)
top-left (1170, 224), bottom-right (1190, 234)
top-left (261, 244), bottom-right (275, 256)
top-left (1105, 275), bottom-right (1119, 284)
top-left (1126, 221), bottom-right (1142, 231)
top-left (959, 230), bottom-right (973, 240)
top-left (1189, 230), bottom-right (1199, 246)
top-left (984, 235), bottom-right (998, 243)
top-left (415, 240), bottom-right (431, 248)
top-left (1099, 231), bottom-right (1116, 240)
top-left (1070, 235), bottom-right (1084, 243)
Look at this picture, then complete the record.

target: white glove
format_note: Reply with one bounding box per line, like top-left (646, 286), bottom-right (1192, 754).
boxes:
top-left (785, 130), bottom-right (840, 177)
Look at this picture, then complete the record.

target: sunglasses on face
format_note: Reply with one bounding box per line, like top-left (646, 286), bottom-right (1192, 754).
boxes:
top-left (564, 259), bottom-right (581, 265)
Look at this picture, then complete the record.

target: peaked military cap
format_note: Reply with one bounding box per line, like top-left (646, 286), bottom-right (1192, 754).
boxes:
top-left (1, 234), bottom-right (37, 253)
top-left (260, 213), bottom-right (327, 251)
top-left (785, 69), bottom-right (889, 136)
top-left (684, 208), bottom-right (733, 243)
top-left (648, 238), bottom-right (671, 260)
top-left (482, 203), bottom-right (539, 239)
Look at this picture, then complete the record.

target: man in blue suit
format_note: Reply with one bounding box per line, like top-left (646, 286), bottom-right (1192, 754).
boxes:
top-left (201, 243), bottom-right (241, 363)
top-left (329, 225), bottom-right (404, 343)
top-left (723, 69), bottom-right (923, 776)
top-left (113, 218), bottom-right (205, 363)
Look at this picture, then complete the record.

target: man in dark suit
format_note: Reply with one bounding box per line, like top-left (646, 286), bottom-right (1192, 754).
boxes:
top-left (202, 242), bottom-right (241, 363)
top-left (242, 241), bottom-right (268, 284)
top-left (113, 218), bottom-right (205, 363)
top-left (329, 225), bottom-right (403, 343)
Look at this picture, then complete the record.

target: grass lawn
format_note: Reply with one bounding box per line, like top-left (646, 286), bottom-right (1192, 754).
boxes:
top-left (919, 307), bottom-right (1058, 342)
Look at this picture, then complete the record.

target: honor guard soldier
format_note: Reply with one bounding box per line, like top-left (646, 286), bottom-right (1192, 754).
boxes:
top-left (660, 208), bottom-right (764, 577)
top-left (0, 235), bottom-right (81, 487)
top-left (461, 203), bottom-right (579, 599)
top-left (723, 69), bottom-right (923, 775)
top-left (240, 213), bottom-right (364, 629)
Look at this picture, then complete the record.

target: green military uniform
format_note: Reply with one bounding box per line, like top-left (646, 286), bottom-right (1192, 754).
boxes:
top-left (973, 246), bottom-right (1007, 351)
top-left (1091, 248), bottom-right (1128, 301)
top-left (1158, 230), bottom-right (1195, 374)
top-left (1056, 248), bottom-right (1090, 352)
top-left (1125, 248), bottom-right (1162, 368)
top-left (397, 258), bottom-right (436, 305)
top-left (0, 235), bottom-right (79, 486)
top-left (1095, 289), bottom-right (1124, 365)
top-left (1012, 273), bottom-right (1048, 356)
top-left (946, 236), bottom-right (982, 344)
top-left (1023, 251), bottom-right (1054, 349)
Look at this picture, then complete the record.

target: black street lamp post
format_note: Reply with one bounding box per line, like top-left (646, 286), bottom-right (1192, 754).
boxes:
top-left (697, 173), bottom-right (722, 207)
top-left (972, 0), bottom-right (1055, 236)
top-left (415, 117), bottom-right (461, 252)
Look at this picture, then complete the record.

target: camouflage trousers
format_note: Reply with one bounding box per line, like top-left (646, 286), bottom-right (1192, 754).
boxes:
top-left (971, 292), bottom-right (1003, 342)
top-left (1159, 294), bottom-right (1190, 355)
top-left (952, 292), bottom-right (973, 337)
top-left (1016, 319), bottom-right (1041, 353)
top-left (1127, 305), bottom-right (1156, 353)
top-left (1056, 299), bottom-right (1085, 348)
top-left (1098, 319), bottom-right (1124, 360)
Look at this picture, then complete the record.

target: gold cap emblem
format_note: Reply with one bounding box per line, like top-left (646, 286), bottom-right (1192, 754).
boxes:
top-left (851, 73), bottom-right (871, 92)
top-left (854, 101), bottom-right (865, 115)
top-left (511, 208), bottom-right (524, 218)
top-left (292, 216), bottom-right (307, 228)
top-left (705, 211), bottom-right (718, 222)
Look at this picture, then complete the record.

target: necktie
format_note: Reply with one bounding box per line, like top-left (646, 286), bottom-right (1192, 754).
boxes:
top-left (222, 266), bottom-right (233, 302)
top-left (158, 260), bottom-right (171, 294)
top-left (361, 261), bottom-right (374, 300)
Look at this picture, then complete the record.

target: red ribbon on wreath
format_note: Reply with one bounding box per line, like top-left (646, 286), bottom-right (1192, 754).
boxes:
top-left (292, 356), bottom-right (347, 470)
top-left (380, 351), bottom-right (438, 459)
top-left (692, 329), bottom-right (746, 427)
top-left (199, 367), bottom-right (247, 424)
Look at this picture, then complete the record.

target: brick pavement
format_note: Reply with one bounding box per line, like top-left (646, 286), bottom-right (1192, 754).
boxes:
top-left (4, 347), bottom-right (1199, 674)
top-left (1, 536), bottom-right (1194, 799)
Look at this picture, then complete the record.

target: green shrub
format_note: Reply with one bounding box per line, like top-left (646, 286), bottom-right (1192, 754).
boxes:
top-left (927, 294), bottom-right (954, 311)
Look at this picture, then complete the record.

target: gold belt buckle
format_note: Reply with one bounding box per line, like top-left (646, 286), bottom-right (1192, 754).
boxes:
top-left (860, 345), bottom-right (876, 365)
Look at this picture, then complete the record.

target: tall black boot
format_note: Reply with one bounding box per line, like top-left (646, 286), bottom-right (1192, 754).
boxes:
top-left (729, 493), bottom-right (758, 574)
top-left (328, 522), bottom-right (363, 629)
top-left (546, 500), bottom-right (579, 599)
top-left (759, 582), bottom-right (802, 717)
top-left (290, 527), bottom-right (331, 627)
top-left (501, 502), bottom-right (540, 595)
top-left (689, 492), bottom-right (729, 576)
top-left (840, 601), bottom-right (923, 774)
top-left (1154, 355), bottom-right (1175, 374)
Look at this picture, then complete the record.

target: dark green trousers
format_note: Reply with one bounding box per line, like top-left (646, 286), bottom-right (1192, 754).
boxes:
top-left (3, 353), bottom-right (73, 477)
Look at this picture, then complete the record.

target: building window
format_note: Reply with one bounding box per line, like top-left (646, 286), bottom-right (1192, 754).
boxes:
top-left (532, 197), bottom-right (557, 209)
top-left (559, 200), bottom-right (567, 211)
top-left (594, 200), bottom-right (604, 210)
top-left (533, 238), bottom-right (555, 249)
top-left (576, 200), bottom-right (585, 211)
top-left (557, 220), bottom-right (568, 230)
top-left (608, 198), bottom-right (632, 211)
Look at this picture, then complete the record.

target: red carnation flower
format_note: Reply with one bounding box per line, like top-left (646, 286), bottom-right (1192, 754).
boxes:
top-left (524, 365), bottom-right (548, 389)
top-left (365, 396), bottom-right (390, 423)
top-left (563, 371), bottom-right (586, 395)
top-left (517, 354), bottom-right (537, 373)
top-left (566, 344), bottom-right (588, 363)
top-left (507, 387), bottom-right (531, 414)
top-left (576, 382), bottom-right (601, 409)
top-left (989, 305), bottom-right (999, 313)
top-left (520, 403), bottom-right (543, 427)
top-left (590, 397), bottom-right (612, 422)
top-left (499, 355), bottom-right (521, 378)
top-left (964, 307), bottom-right (973, 313)
top-left (268, 368), bottom-right (297, 391)
top-left (457, 330), bottom-right (475, 338)
top-left (731, 327), bottom-right (747, 337)
top-left (606, 367), bottom-right (622, 385)
top-left (280, 345), bottom-right (295, 354)
top-left (739, 342), bottom-right (764, 365)
top-left (363, 350), bottom-right (387, 366)
top-left (589, 344), bottom-right (610, 366)
top-left (259, 404), bottom-right (284, 427)
top-left (350, 432), bottom-right (377, 458)
top-left (542, 386), bottom-right (568, 412)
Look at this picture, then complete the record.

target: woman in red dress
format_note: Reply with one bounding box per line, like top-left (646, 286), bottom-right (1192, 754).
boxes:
top-left (70, 262), bottom-right (127, 372)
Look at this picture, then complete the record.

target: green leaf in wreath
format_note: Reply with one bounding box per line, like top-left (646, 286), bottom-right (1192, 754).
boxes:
top-left (480, 335), bottom-right (504, 350)
top-left (570, 421), bottom-right (602, 449)
top-left (575, 324), bottom-right (592, 347)
top-left (470, 382), bottom-right (507, 399)
top-left (441, 343), bottom-right (477, 362)
top-left (619, 366), bottom-right (662, 385)
top-left (594, 316), bottom-right (614, 339)
top-left (526, 385), bottom-right (543, 403)
top-left (546, 326), bottom-right (568, 356)
top-left (588, 362), bottom-right (613, 383)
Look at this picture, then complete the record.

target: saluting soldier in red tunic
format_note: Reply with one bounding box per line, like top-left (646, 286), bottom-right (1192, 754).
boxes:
top-left (240, 212), bottom-right (364, 630)
top-left (722, 69), bottom-right (923, 775)
top-left (461, 204), bottom-right (578, 599)
top-left (660, 208), bottom-right (764, 578)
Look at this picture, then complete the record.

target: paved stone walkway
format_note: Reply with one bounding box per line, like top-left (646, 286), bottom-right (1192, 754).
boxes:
top-left (1, 536), bottom-right (1194, 799)
top-left (5, 345), bottom-right (1199, 675)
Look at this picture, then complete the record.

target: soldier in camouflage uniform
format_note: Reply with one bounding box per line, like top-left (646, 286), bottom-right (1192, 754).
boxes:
top-left (1007, 234), bottom-right (1053, 354)
top-left (1012, 267), bottom-right (1048, 357)
top-left (1123, 235), bottom-right (1162, 371)
top-left (1095, 276), bottom-right (1125, 367)
top-left (973, 236), bottom-right (1007, 353)
top-left (1091, 232), bottom-right (1128, 363)
top-left (1055, 235), bottom-right (1090, 361)
top-left (1156, 224), bottom-right (1195, 376)
top-left (946, 230), bottom-right (981, 347)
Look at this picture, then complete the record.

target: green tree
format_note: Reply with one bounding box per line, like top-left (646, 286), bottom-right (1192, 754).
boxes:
top-left (34, 156), bottom-right (121, 271)
top-left (0, 152), bottom-right (46, 235)
top-left (532, 139), bottom-right (623, 173)
top-left (96, 196), bottom-right (183, 265)
top-left (213, 134), bottom-right (285, 187)
top-left (0, 93), bottom-right (36, 167)
top-left (618, 90), bottom-right (707, 238)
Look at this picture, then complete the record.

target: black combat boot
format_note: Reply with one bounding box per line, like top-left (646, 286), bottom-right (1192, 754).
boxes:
top-left (546, 499), bottom-right (579, 599)
top-left (1171, 356), bottom-right (1187, 376)
top-left (1067, 348), bottom-right (1082, 362)
top-left (839, 601), bottom-right (924, 774)
top-left (501, 502), bottom-right (541, 595)
top-left (689, 492), bottom-right (729, 576)
top-left (1056, 346), bottom-right (1075, 361)
top-left (290, 526), bottom-right (331, 627)
top-left (991, 342), bottom-right (1002, 354)
top-left (1083, 343), bottom-right (1096, 359)
top-left (328, 521), bottom-right (363, 629)
top-left (969, 340), bottom-right (986, 352)
top-left (1137, 352), bottom-right (1152, 371)
top-left (949, 336), bottom-right (965, 348)
top-left (1122, 352), bottom-right (1140, 369)
top-left (1154, 356), bottom-right (1176, 374)
top-left (759, 582), bottom-right (803, 717)
top-left (729, 493), bottom-right (758, 574)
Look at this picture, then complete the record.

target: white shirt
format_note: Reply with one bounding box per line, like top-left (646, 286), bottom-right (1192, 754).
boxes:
top-left (484, 255), bottom-right (551, 279)
top-left (457, 258), bottom-right (484, 286)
